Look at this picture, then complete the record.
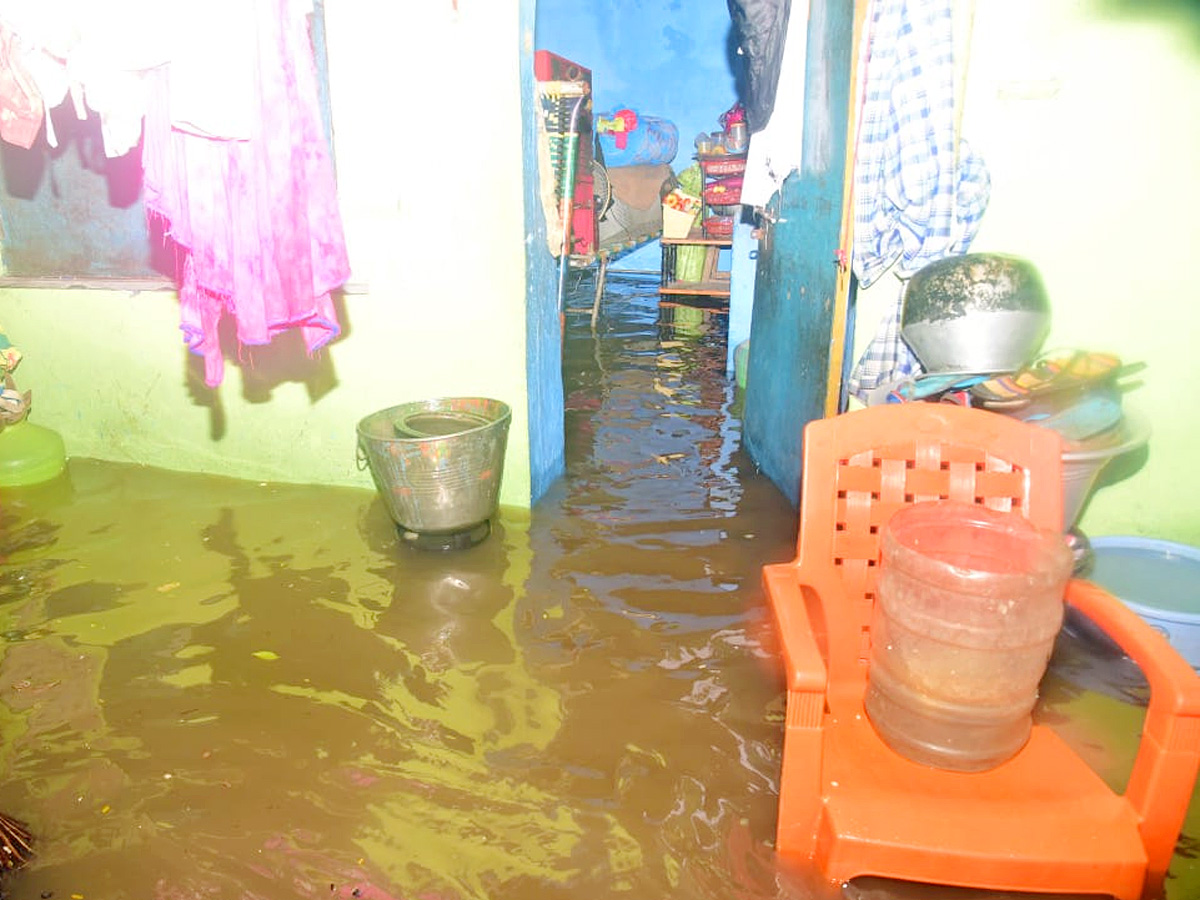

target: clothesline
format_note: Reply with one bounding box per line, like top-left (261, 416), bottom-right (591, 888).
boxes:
top-left (0, 0), bottom-right (350, 388)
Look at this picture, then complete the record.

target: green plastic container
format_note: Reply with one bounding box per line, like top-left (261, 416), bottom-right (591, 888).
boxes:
top-left (675, 244), bottom-right (707, 282)
top-left (0, 420), bottom-right (67, 487)
top-left (734, 340), bottom-right (750, 391)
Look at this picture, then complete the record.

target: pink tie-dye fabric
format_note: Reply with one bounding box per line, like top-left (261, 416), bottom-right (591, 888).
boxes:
top-left (141, 0), bottom-right (350, 387)
top-left (0, 23), bottom-right (43, 149)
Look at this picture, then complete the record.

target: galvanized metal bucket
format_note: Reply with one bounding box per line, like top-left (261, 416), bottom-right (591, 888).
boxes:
top-left (356, 397), bottom-right (511, 536)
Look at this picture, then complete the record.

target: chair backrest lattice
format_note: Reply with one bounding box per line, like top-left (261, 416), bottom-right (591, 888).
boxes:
top-left (795, 405), bottom-right (1063, 698)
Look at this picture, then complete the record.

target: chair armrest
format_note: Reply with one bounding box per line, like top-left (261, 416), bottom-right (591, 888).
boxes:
top-left (763, 562), bottom-right (828, 694)
top-left (1064, 578), bottom-right (1200, 886)
top-left (764, 560), bottom-right (835, 858)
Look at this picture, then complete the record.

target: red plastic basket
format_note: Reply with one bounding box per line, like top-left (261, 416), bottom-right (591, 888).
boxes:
top-left (703, 216), bottom-right (734, 238)
top-left (698, 156), bottom-right (746, 177)
top-left (704, 183), bottom-right (743, 206)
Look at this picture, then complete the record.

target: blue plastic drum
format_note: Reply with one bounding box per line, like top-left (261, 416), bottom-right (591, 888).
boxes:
top-left (1088, 537), bottom-right (1200, 669)
top-left (597, 110), bottom-right (679, 167)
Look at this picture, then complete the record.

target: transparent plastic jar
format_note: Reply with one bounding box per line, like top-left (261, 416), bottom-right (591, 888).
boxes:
top-left (865, 501), bottom-right (1072, 771)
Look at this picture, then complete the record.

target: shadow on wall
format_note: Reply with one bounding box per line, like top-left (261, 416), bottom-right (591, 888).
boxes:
top-left (1092, 0), bottom-right (1200, 49)
top-left (183, 293), bottom-right (348, 440)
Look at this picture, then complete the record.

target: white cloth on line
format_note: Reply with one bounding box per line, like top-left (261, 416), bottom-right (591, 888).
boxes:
top-left (739, 0), bottom-right (810, 209)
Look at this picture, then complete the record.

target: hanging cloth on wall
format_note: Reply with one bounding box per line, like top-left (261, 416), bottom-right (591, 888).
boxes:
top-left (141, 0), bottom-right (350, 387)
top-left (0, 0), bottom-right (349, 387)
top-left (0, 0), bottom-right (173, 156)
top-left (725, 0), bottom-right (792, 134)
top-left (847, 0), bottom-right (990, 404)
top-left (738, 0), bottom-right (809, 209)
top-left (0, 22), bottom-right (43, 149)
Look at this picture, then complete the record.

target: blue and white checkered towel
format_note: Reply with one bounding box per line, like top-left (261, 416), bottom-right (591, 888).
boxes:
top-left (847, 0), bottom-right (991, 403)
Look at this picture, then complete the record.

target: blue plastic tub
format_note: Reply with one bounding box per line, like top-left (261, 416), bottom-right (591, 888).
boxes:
top-left (597, 110), bottom-right (679, 166)
top-left (1087, 536), bottom-right (1200, 669)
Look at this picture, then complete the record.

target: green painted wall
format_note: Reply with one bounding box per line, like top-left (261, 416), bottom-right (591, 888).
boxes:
top-left (0, 2), bottom-right (540, 509)
top-left (852, 0), bottom-right (1200, 545)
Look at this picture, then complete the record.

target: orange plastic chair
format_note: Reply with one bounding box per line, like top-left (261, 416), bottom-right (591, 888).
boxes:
top-left (763, 403), bottom-right (1200, 899)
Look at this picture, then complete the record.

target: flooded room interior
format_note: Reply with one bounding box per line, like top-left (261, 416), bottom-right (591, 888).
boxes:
top-left (0, 1), bottom-right (1198, 898)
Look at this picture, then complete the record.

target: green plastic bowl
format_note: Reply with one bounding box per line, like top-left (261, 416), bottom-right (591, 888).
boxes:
top-left (0, 420), bottom-right (67, 487)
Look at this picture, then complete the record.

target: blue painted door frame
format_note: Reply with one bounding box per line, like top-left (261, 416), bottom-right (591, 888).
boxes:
top-left (742, 0), bottom-right (855, 507)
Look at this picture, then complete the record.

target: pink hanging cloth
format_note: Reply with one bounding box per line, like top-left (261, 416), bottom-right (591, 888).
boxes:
top-left (141, 0), bottom-right (350, 387)
top-left (0, 22), bottom-right (44, 150)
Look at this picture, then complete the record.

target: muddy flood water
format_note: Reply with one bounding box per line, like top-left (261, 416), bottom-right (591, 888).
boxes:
top-left (0, 276), bottom-right (1196, 900)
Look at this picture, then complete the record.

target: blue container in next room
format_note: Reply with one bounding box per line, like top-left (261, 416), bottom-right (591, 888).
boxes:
top-left (1087, 536), bottom-right (1200, 670)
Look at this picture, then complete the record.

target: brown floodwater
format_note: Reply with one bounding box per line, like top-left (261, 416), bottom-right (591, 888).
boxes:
top-left (0, 276), bottom-right (1195, 900)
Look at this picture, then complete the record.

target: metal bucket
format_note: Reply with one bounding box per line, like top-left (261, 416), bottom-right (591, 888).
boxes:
top-left (356, 397), bottom-right (511, 537)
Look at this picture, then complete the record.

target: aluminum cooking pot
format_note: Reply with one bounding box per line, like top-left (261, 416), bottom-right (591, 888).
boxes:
top-left (901, 253), bottom-right (1051, 375)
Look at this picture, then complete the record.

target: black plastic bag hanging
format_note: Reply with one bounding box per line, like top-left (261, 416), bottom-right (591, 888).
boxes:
top-left (726, 0), bottom-right (791, 134)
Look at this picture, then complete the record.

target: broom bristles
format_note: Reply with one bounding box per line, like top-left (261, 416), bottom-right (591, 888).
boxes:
top-left (0, 812), bottom-right (32, 870)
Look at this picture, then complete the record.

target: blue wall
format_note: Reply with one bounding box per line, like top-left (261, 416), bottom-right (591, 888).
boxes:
top-left (524, 0), bottom-right (567, 502)
top-left (535, 0), bottom-right (741, 187)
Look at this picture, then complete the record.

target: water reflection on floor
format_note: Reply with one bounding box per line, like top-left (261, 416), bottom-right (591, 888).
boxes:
top-left (0, 275), bottom-right (1194, 899)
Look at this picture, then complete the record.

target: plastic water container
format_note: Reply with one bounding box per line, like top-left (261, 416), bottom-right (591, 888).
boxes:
top-left (1087, 536), bottom-right (1200, 669)
top-left (865, 501), bottom-right (1073, 771)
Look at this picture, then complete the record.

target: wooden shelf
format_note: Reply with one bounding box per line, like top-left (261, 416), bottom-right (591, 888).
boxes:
top-left (660, 230), bottom-right (732, 299)
top-left (661, 231), bottom-right (732, 248)
top-left (659, 155), bottom-right (742, 299)
top-left (659, 280), bottom-right (730, 298)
